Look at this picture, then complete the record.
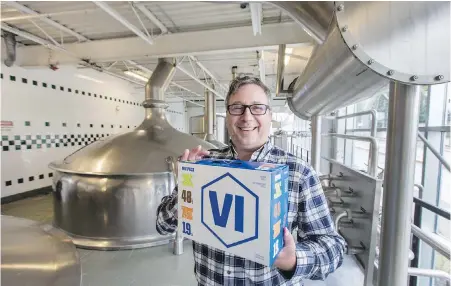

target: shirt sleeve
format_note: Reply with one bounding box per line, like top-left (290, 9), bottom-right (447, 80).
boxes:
top-left (156, 185), bottom-right (179, 235)
top-left (290, 166), bottom-right (347, 280)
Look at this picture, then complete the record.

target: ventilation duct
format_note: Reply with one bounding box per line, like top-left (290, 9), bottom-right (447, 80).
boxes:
top-left (3, 31), bottom-right (16, 67)
top-left (49, 58), bottom-right (215, 249)
top-left (273, 1), bottom-right (450, 119)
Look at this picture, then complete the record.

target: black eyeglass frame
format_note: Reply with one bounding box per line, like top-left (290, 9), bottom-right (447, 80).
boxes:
top-left (226, 104), bottom-right (271, 116)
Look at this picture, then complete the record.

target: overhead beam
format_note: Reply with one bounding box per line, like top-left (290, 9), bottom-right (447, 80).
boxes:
top-left (93, 1), bottom-right (153, 45)
top-left (134, 3), bottom-right (168, 34)
top-left (15, 22), bottom-right (312, 67)
top-left (4, 1), bottom-right (89, 42)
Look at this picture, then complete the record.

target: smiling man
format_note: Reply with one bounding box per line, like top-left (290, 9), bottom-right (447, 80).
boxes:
top-left (157, 76), bottom-right (346, 286)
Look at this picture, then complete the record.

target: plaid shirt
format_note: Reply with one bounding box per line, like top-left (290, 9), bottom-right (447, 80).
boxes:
top-left (156, 140), bottom-right (346, 286)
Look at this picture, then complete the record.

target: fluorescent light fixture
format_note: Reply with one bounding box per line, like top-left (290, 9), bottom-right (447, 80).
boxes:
top-left (124, 70), bottom-right (149, 82)
top-left (75, 74), bottom-right (104, 84)
top-left (284, 48), bottom-right (293, 66)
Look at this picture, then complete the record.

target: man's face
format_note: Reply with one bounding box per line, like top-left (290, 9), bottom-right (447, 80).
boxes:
top-left (226, 84), bottom-right (272, 152)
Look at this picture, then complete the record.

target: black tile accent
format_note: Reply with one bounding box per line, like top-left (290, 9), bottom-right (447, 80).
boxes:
top-left (3, 146), bottom-right (9, 151)
top-left (75, 90), bottom-right (79, 94)
top-left (5, 180), bottom-right (12, 186)
top-left (29, 176), bottom-right (34, 182)
top-left (111, 125), bottom-right (114, 128)
top-left (42, 82), bottom-right (47, 88)
top-left (25, 121), bottom-right (30, 126)
top-left (22, 78), bottom-right (27, 84)
top-left (101, 124), bottom-right (104, 128)
top-left (33, 80), bottom-right (38, 86)
top-left (62, 123), bottom-right (67, 127)
top-left (82, 91), bottom-right (85, 95)
top-left (45, 122), bottom-right (50, 127)
top-left (1, 186), bottom-right (52, 205)
top-left (60, 86), bottom-right (64, 91)
top-left (94, 94), bottom-right (97, 97)
top-left (100, 95), bottom-right (103, 99)
top-left (77, 123), bottom-right (81, 127)
top-left (39, 174), bottom-right (44, 179)
top-left (10, 75), bottom-right (16, 81)
top-left (18, 178), bottom-right (24, 184)
top-left (90, 124), bottom-right (93, 128)
top-left (52, 84), bottom-right (56, 89)
top-left (0, 73), bottom-right (3, 79)
top-left (88, 93), bottom-right (91, 96)
top-left (68, 88), bottom-right (72, 92)
top-left (49, 173), bottom-right (53, 178)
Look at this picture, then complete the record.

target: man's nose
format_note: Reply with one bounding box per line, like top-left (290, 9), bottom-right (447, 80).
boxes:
top-left (241, 107), bottom-right (254, 120)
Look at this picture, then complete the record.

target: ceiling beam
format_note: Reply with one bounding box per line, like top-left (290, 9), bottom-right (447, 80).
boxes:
top-left (134, 3), bottom-right (168, 34)
top-left (14, 22), bottom-right (312, 67)
top-left (4, 1), bottom-right (89, 42)
top-left (93, 1), bottom-right (153, 45)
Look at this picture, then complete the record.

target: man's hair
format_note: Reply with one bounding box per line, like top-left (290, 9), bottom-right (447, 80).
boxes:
top-left (225, 76), bottom-right (272, 106)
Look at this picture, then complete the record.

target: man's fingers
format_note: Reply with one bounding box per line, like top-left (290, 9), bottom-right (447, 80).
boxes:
top-left (180, 149), bottom-right (190, 161)
top-left (283, 227), bottom-right (295, 247)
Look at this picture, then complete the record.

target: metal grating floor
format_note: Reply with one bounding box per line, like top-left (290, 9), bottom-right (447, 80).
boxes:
top-left (1, 194), bottom-right (364, 286)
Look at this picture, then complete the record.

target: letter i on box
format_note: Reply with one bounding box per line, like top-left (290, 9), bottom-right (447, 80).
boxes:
top-left (178, 159), bottom-right (289, 266)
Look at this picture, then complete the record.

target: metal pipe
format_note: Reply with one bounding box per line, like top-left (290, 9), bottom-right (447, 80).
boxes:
top-left (276, 44), bottom-right (286, 97)
top-left (417, 132), bottom-right (451, 172)
top-left (144, 58), bottom-right (176, 107)
top-left (3, 31), bottom-right (16, 67)
top-left (323, 133), bottom-right (379, 177)
top-left (413, 197), bottom-right (451, 220)
top-left (269, 2), bottom-right (334, 45)
top-left (336, 110), bottom-right (378, 137)
top-left (410, 224), bottom-right (450, 260)
top-left (311, 115), bottom-right (321, 171)
top-left (205, 87), bottom-right (215, 137)
top-left (232, 66), bottom-right (237, 80)
top-left (374, 261), bottom-right (451, 281)
top-left (378, 82), bottom-right (421, 286)
top-left (94, 1), bottom-right (153, 45)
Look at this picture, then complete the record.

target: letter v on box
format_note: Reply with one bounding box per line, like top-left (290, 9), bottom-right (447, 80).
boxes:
top-left (178, 159), bottom-right (289, 266)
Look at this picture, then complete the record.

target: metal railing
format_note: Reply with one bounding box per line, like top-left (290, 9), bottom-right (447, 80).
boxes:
top-left (335, 109), bottom-right (378, 137)
top-left (322, 133), bottom-right (379, 177)
top-left (417, 132), bottom-right (450, 172)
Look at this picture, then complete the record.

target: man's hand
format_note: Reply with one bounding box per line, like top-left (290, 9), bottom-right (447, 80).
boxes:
top-left (274, 227), bottom-right (297, 271)
top-left (180, 145), bottom-right (210, 162)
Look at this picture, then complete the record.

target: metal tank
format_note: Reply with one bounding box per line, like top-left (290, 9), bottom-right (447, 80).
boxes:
top-left (272, 1), bottom-right (450, 119)
top-left (189, 87), bottom-right (228, 147)
top-left (49, 58), bottom-right (216, 250)
top-left (1, 215), bottom-right (81, 286)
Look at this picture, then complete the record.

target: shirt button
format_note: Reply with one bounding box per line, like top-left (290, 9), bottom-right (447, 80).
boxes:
top-left (227, 270), bottom-right (232, 274)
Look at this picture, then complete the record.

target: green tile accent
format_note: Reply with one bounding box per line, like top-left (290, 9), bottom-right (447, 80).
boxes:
top-left (26, 135), bottom-right (31, 140)
top-left (46, 144), bottom-right (51, 148)
top-left (52, 84), bottom-right (56, 89)
top-left (42, 82), bottom-right (47, 88)
top-left (22, 78), bottom-right (27, 84)
top-left (37, 135), bottom-right (41, 139)
top-left (37, 144), bottom-right (42, 149)
top-left (45, 122), bottom-right (50, 127)
top-left (27, 145), bottom-right (31, 150)
top-left (2, 136), bottom-right (8, 140)
top-left (25, 121), bottom-right (30, 126)
top-left (62, 123), bottom-right (67, 127)
top-left (14, 135), bottom-right (20, 140)
top-left (15, 145), bottom-right (20, 150)
top-left (32, 80), bottom-right (38, 86)
top-left (10, 75), bottom-right (16, 81)
top-left (32, 140), bottom-right (36, 144)
top-left (46, 135), bottom-right (50, 139)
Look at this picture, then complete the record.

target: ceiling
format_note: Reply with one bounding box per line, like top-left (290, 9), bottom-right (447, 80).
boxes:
top-left (1, 1), bottom-right (315, 105)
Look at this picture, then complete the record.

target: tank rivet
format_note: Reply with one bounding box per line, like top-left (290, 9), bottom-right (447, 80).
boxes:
top-left (342, 26), bottom-right (348, 32)
top-left (337, 4), bottom-right (344, 11)
top-left (410, 75), bottom-right (418, 81)
top-left (387, 70), bottom-right (394, 76)
top-left (352, 44), bottom-right (359, 50)
top-left (435, 75), bottom-right (444, 81)
top-left (368, 59), bottom-right (374, 65)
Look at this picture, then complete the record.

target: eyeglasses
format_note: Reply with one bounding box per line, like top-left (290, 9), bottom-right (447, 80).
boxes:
top-left (227, 104), bottom-right (270, 115)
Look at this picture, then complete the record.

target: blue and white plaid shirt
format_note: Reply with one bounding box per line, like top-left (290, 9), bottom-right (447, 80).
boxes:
top-left (157, 140), bottom-right (346, 286)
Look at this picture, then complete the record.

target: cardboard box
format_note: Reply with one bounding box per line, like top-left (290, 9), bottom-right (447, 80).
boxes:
top-left (178, 158), bottom-right (289, 266)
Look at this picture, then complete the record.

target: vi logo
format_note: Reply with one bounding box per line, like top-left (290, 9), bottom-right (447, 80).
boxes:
top-left (201, 172), bottom-right (259, 248)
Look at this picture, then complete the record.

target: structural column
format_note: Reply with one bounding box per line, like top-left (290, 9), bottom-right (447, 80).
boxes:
top-left (378, 82), bottom-right (421, 286)
top-left (311, 115), bottom-right (322, 171)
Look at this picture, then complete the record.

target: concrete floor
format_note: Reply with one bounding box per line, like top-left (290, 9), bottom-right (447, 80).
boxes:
top-left (1, 193), bottom-right (365, 286)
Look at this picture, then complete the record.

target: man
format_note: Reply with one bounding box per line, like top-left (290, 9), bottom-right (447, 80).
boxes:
top-left (157, 76), bottom-right (346, 285)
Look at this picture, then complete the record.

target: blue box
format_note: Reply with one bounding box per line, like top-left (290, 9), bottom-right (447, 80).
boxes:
top-left (178, 158), bottom-right (289, 266)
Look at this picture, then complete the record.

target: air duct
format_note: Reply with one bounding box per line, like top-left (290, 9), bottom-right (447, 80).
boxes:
top-left (49, 58), bottom-right (215, 250)
top-left (275, 1), bottom-right (450, 120)
top-left (3, 31), bottom-right (16, 67)
top-left (204, 85), bottom-right (226, 147)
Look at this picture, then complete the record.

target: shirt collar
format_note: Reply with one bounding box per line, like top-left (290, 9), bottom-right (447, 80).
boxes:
top-left (229, 138), bottom-right (273, 162)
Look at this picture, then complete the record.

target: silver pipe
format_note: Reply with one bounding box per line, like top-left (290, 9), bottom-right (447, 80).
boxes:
top-left (144, 58), bottom-right (176, 105)
top-left (3, 31), bottom-right (16, 67)
top-left (334, 210), bottom-right (348, 229)
top-left (322, 133), bottom-right (379, 177)
top-left (205, 87), bottom-right (216, 138)
top-left (269, 2), bottom-right (334, 45)
top-left (232, 66), bottom-right (237, 80)
top-left (411, 224), bottom-right (450, 260)
top-left (276, 44), bottom-right (286, 97)
top-left (311, 115), bottom-right (322, 171)
top-left (417, 132), bottom-right (451, 172)
top-left (374, 261), bottom-right (451, 281)
top-left (378, 82), bottom-right (421, 286)
top-left (336, 110), bottom-right (378, 137)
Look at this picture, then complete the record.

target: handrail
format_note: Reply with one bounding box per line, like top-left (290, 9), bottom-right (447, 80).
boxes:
top-left (410, 224), bottom-right (450, 260)
top-left (335, 110), bottom-right (378, 137)
top-left (322, 133), bottom-right (379, 177)
top-left (374, 261), bottom-right (451, 281)
top-left (413, 197), bottom-right (450, 220)
top-left (417, 132), bottom-right (450, 172)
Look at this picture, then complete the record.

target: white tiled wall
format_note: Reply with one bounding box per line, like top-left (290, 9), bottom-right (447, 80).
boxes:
top-left (0, 64), bottom-right (185, 197)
